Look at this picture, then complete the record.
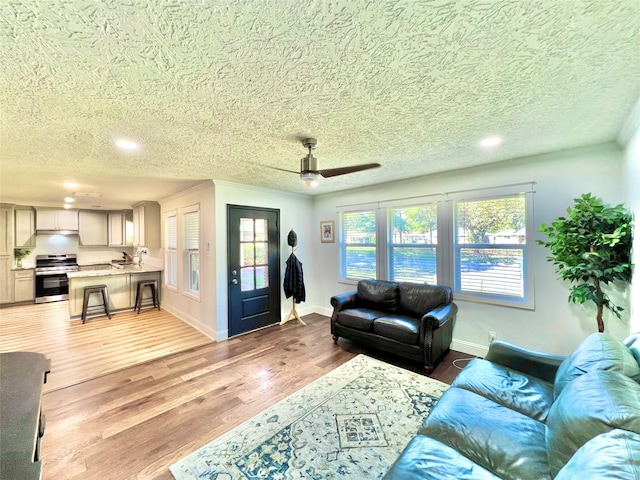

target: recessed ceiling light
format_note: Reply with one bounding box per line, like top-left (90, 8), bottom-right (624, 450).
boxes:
top-left (64, 197), bottom-right (75, 203)
top-left (115, 139), bottom-right (140, 151)
top-left (64, 182), bottom-right (78, 189)
top-left (479, 136), bottom-right (503, 148)
top-left (63, 203), bottom-right (73, 209)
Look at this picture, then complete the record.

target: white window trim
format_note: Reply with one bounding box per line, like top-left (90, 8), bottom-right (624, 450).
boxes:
top-left (337, 183), bottom-right (535, 309)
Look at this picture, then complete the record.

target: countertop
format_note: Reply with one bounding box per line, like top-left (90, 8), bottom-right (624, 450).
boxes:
top-left (67, 265), bottom-right (162, 279)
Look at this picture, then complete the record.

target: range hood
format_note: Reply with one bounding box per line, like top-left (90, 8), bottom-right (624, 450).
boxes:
top-left (36, 229), bottom-right (79, 236)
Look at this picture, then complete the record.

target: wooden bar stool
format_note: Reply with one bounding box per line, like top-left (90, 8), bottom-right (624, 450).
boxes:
top-left (135, 280), bottom-right (160, 314)
top-left (81, 285), bottom-right (112, 324)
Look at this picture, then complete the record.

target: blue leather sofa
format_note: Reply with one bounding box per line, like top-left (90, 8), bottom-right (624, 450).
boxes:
top-left (384, 332), bottom-right (640, 479)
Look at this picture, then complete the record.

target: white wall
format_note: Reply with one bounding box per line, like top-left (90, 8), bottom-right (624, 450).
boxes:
top-left (622, 104), bottom-right (640, 334)
top-left (313, 142), bottom-right (628, 356)
top-left (159, 181), bottom-right (217, 339)
top-left (213, 181), bottom-right (314, 340)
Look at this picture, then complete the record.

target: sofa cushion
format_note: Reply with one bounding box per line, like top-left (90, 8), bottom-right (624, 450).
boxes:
top-left (554, 430), bottom-right (640, 480)
top-left (451, 358), bottom-right (554, 422)
top-left (383, 435), bottom-right (500, 480)
top-left (398, 283), bottom-right (451, 318)
top-left (334, 308), bottom-right (385, 332)
top-left (546, 370), bottom-right (640, 477)
top-left (419, 387), bottom-right (551, 480)
top-left (554, 332), bottom-right (640, 398)
top-left (357, 279), bottom-right (399, 311)
top-left (372, 315), bottom-right (420, 345)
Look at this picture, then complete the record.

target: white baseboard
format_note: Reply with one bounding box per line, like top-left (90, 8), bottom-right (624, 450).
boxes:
top-left (451, 339), bottom-right (488, 358)
top-left (312, 305), bottom-right (333, 317)
top-left (162, 304), bottom-right (217, 341)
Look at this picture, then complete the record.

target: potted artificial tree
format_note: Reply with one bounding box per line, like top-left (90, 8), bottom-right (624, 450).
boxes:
top-left (538, 193), bottom-right (633, 332)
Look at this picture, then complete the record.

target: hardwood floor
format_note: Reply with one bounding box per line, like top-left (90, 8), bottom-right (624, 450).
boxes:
top-left (0, 301), bottom-right (213, 392)
top-left (35, 313), bottom-right (471, 480)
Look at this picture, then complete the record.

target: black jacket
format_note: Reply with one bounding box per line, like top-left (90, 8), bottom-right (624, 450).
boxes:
top-left (284, 253), bottom-right (305, 303)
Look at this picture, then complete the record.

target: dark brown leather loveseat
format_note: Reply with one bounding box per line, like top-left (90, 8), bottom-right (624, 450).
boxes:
top-left (330, 279), bottom-right (458, 371)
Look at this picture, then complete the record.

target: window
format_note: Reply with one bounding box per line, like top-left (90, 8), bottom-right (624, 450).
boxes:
top-left (337, 185), bottom-right (534, 309)
top-left (239, 217), bottom-right (269, 292)
top-left (340, 210), bottom-right (376, 280)
top-left (165, 213), bottom-right (177, 289)
top-left (183, 208), bottom-right (199, 295)
top-left (453, 194), bottom-right (532, 307)
top-left (389, 204), bottom-right (438, 283)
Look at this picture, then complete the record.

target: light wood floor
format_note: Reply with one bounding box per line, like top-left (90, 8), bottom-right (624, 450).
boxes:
top-left (0, 301), bottom-right (213, 392)
top-left (39, 314), bottom-right (468, 480)
top-left (3, 306), bottom-right (468, 479)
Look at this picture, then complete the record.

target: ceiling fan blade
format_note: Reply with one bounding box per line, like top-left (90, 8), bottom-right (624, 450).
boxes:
top-left (319, 163), bottom-right (381, 178)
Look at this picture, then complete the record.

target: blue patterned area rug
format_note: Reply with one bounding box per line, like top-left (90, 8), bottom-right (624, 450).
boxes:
top-left (170, 355), bottom-right (448, 480)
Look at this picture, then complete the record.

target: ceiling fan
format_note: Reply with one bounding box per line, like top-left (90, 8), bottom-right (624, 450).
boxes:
top-left (272, 138), bottom-right (381, 188)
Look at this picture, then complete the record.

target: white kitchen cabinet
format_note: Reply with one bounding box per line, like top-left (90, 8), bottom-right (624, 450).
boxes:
top-left (0, 257), bottom-right (11, 304)
top-left (132, 201), bottom-right (160, 248)
top-left (13, 269), bottom-right (34, 302)
top-left (108, 212), bottom-right (125, 246)
top-left (79, 211), bottom-right (108, 246)
top-left (0, 205), bottom-right (14, 304)
top-left (0, 205), bottom-right (12, 256)
top-left (15, 207), bottom-right (36, 248)
top-left (36, 209), bottom-right (79, 231)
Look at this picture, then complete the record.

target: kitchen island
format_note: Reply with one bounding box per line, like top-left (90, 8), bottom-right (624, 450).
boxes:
top-left (67, 265), bottom-right (162, 320)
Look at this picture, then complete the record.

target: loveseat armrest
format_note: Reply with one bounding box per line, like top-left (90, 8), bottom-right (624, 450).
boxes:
top-left (421, 303), bottom-right (458, 331)
top-left (330, 291), bottom-right (358, 313)
top-left (484, 341), bottom-right (565, 383)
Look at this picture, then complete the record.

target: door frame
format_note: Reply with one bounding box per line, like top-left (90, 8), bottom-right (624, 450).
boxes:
top-left (226, 204), bottom-right (281, 337)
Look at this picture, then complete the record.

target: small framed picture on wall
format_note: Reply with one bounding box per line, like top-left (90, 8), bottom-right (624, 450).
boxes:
top-left (320, 220), bottom-right (335, 243)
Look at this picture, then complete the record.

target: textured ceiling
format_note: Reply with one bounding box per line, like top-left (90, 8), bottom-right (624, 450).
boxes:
top-left (1, 1), bottom-right (638, 209)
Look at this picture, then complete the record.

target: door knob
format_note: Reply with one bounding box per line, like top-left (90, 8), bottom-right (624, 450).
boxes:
top-left (231, 279), bottom-right (238, 285)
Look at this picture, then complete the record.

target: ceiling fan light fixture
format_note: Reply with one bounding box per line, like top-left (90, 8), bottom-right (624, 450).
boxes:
top-left (300, 171), bottom-right (320, 188)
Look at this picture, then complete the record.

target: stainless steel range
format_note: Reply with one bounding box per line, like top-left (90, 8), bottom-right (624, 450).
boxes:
top-left (35, 254), bottom-right (79, 303)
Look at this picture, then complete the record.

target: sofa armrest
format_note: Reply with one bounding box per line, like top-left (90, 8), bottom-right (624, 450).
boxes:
top-left (330, 292), bottom-right (358, 313)
top-left (484, 341), bottom-right (566, 383)
top-left (421, 302), bottom-right (458, 331)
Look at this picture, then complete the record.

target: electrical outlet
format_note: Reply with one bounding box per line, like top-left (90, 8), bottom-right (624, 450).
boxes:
top-left (488, 331), bottom-right (497, 343)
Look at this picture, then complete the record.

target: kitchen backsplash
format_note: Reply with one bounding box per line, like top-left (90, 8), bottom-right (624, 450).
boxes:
top-left (15, 235), bottom-right (162, 269)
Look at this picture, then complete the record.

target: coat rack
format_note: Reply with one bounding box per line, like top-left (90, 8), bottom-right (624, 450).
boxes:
top-left (281, 229), bottom-right (306, 326)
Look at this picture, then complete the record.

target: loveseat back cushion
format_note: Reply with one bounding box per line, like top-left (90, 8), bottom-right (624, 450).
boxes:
top-left (398, 283), bottom-right (451, 318)
top-left (357, 280), bottom-right (399, 311)
top-left (420, 387), bottom-right (551, 480)
top-left (554, 430), bottom-right (640, 480)
top-left (553, 332), bottom-right (640, 398)
top-left (546, 370), bottom-right (640, 477)
top-left (372, 315), bottom-right (420, 345)
top-left (451, 358), bottom-right (555, 422)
